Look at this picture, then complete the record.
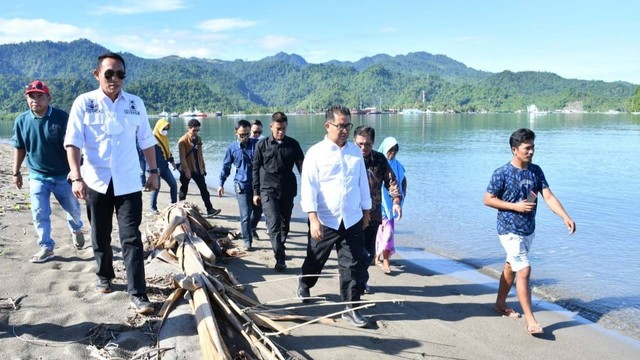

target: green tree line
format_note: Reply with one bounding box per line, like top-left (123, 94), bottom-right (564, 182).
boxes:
top-left (0, 39), bottom-right (637, 118)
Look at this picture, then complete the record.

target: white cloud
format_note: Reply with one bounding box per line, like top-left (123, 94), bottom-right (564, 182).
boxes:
top-left (0, 18), bottom-right (93, 43)
top-left (109, 31), bottom-right (230, 59)
top-left (96, 0), bottom-right (186, 15)
top-left (197, 18), bottom-right (257, 32)
top-left (258, 35), bottom-right (298, 51)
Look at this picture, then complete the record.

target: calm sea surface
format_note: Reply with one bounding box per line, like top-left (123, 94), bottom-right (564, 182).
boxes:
top-left (2, 112), bottom-right (639, 339)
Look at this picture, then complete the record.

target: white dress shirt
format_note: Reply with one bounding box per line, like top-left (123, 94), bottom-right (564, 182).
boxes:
top-left (64, 89), bottom-right (156, 196)
top-left (300, 136), bottom-right (371, 230)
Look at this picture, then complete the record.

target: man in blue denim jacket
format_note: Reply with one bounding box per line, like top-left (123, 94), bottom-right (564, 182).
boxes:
top-left (218, 119), bottom-right (258, 250)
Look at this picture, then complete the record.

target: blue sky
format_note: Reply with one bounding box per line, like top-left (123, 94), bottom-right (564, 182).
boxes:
top-left (1, 0), bottom-right (638, 83)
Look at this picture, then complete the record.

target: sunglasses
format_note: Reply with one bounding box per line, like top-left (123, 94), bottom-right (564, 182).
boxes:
top-left (237, 133), bottom-right (250, 138)
top-left (104, 69), bottom-right (126, 80)
top-left (252, 130), bottom-right (262, 135)
top-left (26, 82), bottom-right (46, 91)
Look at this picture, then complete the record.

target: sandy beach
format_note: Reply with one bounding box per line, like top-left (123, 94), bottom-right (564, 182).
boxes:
top-left (1, 141), bottom-right (639, 360)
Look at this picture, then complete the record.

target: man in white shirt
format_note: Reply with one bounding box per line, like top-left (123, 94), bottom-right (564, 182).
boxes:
top-left (64, 52), bottom-right (158, 315)
top-left (298, 105), bottom-right (372, 328)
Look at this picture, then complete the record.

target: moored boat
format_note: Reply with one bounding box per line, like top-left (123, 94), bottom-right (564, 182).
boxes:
top-left (179, 108), bottom-right (207, 118)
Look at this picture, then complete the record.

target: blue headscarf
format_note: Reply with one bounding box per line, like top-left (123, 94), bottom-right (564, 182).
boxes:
top-left (378, 137), bottom-right (405, 219)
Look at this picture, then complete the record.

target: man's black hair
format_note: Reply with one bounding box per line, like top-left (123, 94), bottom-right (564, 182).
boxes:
top-left (509, 128), bottom-right (536, 149)
top-left (97, 52), bottom-right (126, 70)
top-left (271, 112), bottom-right (288, 123)
top-left (187, 118), bottom-right (201, 128)
top-left (325, 105), bottom-right (351, 122)
top-left (353, 125), bottom-right (375, 144)
top-left (236, 119), bottom-right (251, 130)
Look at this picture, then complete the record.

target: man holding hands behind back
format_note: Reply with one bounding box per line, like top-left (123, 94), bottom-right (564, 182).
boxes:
top-left (65, 52), bottom-right (158, 315)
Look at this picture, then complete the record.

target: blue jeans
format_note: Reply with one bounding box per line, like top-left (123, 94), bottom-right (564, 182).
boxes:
top-left (149, 165), bottom-right (178, 211)
top-left (29, 177), bottom-right (83, 250)
top-left (235, 185), bottom-right (254, 246)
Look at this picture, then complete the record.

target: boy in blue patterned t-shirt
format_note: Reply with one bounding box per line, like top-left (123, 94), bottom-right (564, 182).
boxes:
top-left (484, 128), bottom-right (576, 336)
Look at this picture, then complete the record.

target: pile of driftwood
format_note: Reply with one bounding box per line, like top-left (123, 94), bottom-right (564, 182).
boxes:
top-left (149, 202), bottom-right (296, 360)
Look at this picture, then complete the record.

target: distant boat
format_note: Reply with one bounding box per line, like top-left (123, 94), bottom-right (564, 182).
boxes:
top-left (527, 104), bottom-right (549, 115)
top-left (179, 108), bottom-right (207, 118)
top-left (170, 112), bottom-right (179, 118)
top-left (399, 108), bottom-right (426, 114)
top-left (158, 109), bottom-right (170, 117)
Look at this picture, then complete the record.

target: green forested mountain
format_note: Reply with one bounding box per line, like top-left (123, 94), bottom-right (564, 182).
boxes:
top-left (0, 39), bottom-right (637, 117)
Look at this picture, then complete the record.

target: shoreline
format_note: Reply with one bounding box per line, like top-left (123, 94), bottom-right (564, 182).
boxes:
top-left (398, 246), bottom-right (640, 344)
top-left (1, 141), bottom-right (640, 359)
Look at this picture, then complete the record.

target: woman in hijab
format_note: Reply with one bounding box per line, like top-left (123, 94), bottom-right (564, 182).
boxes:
top-left (149, 118), bottom-right (178, 214)
top-left (376, 137), bottom-right (407, 274)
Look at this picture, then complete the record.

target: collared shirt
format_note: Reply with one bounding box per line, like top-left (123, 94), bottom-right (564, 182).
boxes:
top-left (219, 138), bottom-right (258, 191)
top-left (252, 134), bottom-right (304, 198)
top-left (64, 88), bottom-right (156, 196)
top-left (300, 136), bottom-right (372, 230)
top-left (13, 105), bottom-right (70, 179)
top-left (364, 150), bottom-right (402, 224)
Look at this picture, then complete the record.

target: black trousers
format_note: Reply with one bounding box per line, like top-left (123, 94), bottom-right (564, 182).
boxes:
top-left (179, 171), bottom-right (213, 212)
top-left (261, 193), bottom-right (294, 263)
top-left (86, 182), bottom-right (146, 296)
top-left (361, 220), bottom-right (380, 286)
top-left (300, 219), bottom-right (367, 302)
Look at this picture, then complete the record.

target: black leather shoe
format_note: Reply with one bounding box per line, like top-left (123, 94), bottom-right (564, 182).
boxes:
top-left (130, 294), bottom-right (154, 315)
top-left (297, 280), bottom-right (310, 303)
top-left (95, 278), bottom-right (112, 293)
top-left (274, 261), bottom-right (287, 272)
top-left (341, 306), bottom-right (369, 328)
top-left (362, 283), bottom-right (373, 295)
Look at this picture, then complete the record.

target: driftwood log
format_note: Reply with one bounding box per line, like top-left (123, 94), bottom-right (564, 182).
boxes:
top-left (148, 202), bottom-right (404, 360)
top-left (150, 202), bottom-right (289, 360)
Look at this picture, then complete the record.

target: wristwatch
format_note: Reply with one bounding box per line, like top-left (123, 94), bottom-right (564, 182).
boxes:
top-left (148, 168), bottom-right (160, 174)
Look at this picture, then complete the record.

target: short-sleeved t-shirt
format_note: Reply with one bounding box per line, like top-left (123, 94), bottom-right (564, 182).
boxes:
top-left (12, 106), bottom-right (70, 179)
top-left (486, 162), bottom-right (548, 236)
